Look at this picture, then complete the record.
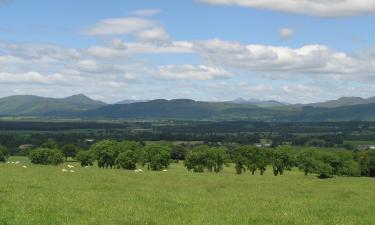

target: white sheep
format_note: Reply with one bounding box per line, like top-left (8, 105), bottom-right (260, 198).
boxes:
top-left (62, 169), bottom-right (68, 172)
top-left (67, 165), bottom-right (74, 168)
top-left (162, 169), bottom-right (168, 172)
top-left (84, 166), bottom-right (89, 168)
top-left (6, 162), bottom-right (10, 164)
top-left (15, 161), bottom-right (20, 164)
top-left (11, 162), bottom-right (15, 164)
top-left (70, 170), bottom-right (75, 173)
top-left (22, 165), bottom-right (27, 168)
top-left (134, 169), bottom-right (144, 173)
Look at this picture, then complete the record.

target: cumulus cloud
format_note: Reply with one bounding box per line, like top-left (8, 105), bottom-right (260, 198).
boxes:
top-left (193, 39), bottom-right (375, 80)
top-left (279, 28), bottom-right (294, 40)
top-left (129, 8), bottom-right (162, 17)
top-left (135, 27), bottom-right (170, 44)
top-left (156, 64), bottom-right (232, 80)
top-left (83, 17), bottom-right (156, 36)
top-left (0, 72), bottom-right (83, 85)
top-left (87, 41), bottom-right (193, 58)
top-left (199, 0), bottom-right (375, 17)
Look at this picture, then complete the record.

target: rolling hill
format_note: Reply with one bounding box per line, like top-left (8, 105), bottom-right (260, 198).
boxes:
top-left (0, 94), bottom-right (106, 116)
top-left (77, 99), bottom-right (291, 120)
top-left (2, 94), bottom-right (375, 121)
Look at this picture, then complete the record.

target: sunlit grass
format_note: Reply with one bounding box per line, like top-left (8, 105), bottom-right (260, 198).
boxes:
top-left (0, 156), bottom-right (374, 225)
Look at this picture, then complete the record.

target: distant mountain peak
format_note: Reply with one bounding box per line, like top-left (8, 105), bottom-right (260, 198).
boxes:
top-left (62, 94), bottom-right (106, 106)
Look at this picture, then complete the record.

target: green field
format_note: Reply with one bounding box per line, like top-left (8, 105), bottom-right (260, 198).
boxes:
top-left (1, 157), bottom-right (374, 225)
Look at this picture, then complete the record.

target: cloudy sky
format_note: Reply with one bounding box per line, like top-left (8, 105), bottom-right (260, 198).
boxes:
top-left (0, 0), bottom-right (375, 103)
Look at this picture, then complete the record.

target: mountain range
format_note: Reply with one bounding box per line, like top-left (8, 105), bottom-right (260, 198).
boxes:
top-left (1, 94), bottom-right (375, 121)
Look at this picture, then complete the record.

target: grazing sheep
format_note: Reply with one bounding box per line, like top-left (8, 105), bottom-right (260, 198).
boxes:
top-left (134, 169), bottom-right (144, 173)
top-left (84, 166), bottom-right (89, 168)
top-left (11, 162), bottom-right (15, 164)
top-left (15, 161), bottom-right (20, 164)
top-left (70, 170), bottom-right (75, 173)
top-left (6, 162), bottom-right (10, 164)
top-left (162, 169), bottom-right (168, 172)
top-left (22, 165), bottom-right (27, 168)
top-left (62, 169), bottom-right (68, 172)
top-left (67, 165), bottom-right (74, 168)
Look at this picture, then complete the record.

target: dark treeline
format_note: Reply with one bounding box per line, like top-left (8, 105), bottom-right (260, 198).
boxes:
top-left (1, 129), bottom-right (371, 156)
top-left (2, 120), bottom-right (375, 133)
top-left (4, 138), bottom-right (374, 179)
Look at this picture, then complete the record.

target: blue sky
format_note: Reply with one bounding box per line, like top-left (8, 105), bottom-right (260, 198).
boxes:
top-left (1, 0), bottom-right (375, 103)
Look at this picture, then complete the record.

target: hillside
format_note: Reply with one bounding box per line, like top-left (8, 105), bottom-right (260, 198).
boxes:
top-left (0, 94), bottom-right (106, 116)
top-left (279, 103), bottom-right (375, 121)
top-left (78, 99), bottom-right (291, 120)
top-left (305, 96), bottom-right (375, 108)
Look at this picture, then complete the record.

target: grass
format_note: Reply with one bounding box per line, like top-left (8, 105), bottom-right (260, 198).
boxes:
top-left (1, 157), bottom-right (375, 225)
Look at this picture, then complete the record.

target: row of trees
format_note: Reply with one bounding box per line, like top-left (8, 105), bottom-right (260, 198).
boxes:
top-left (8, 139), bottom-right (375, 179)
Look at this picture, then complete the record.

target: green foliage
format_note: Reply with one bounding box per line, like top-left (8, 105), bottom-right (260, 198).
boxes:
top-left (116, 141), bottom-right (143, 161)
top-left (184, 146), bottom-right (207, 172)
top-left (114, 141), bottom-right (144, 170)
top-left (76, 150), bottom-right (96, 167)
top-left (143, 144), bottom-right (171, 171)
top-left (0, 145), bottom-right (9, 162)
top-left (234, 146), bottom-right (270, 175)
top-left (271, 146), bottom-right (294, 176)
top-left (171, 144), bottom-right (188, 160)
top-left (115, 151), bottom-right (137, 170)
top-left (40, 140), bottom-right (59, 149)
top-left (61, 144), bottom-right (77, 160)
top-left (296, 149), bottom-right (318, 176)
top-left (184, 145), bottom-right (229, 173)
top-left (90, 140), bottom-right (118, 169)
top-left (29, 148), bottom-right (64, 165)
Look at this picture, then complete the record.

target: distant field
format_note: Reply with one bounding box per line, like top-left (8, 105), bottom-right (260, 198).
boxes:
top-left (344, 140), bottom-right (375, 146)
top-left (1, 157), bottom-right (375, 225)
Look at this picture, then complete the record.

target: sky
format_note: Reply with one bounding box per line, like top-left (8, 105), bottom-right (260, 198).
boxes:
top-left (0, 0), bottom-right (375, 103)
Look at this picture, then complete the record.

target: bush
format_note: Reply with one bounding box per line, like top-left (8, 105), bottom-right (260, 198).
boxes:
top-left (115, 151), bottom-right (137, 170)
top-left (0, 145), bottom-right (9, 162)
top-left (143, 144), bottom-right (171, 171)
top-left (61, 144), bottom-right (77, 160)
top-left (90, 140), bottom-right (118, 168)
top-left (76, 150), bottom-right (95, 167)
top-left (29, 148), bottom-right (64, 165)
top-left (185, 145), bottom-right (229, 173)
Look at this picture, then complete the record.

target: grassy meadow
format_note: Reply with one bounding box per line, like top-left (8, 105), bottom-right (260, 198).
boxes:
top-left (1, 156), bottom-right (374, 225)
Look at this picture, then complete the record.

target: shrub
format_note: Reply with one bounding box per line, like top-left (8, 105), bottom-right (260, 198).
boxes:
top-left (0, 145), bottom-right (9, 162)
top-left (143, 144), bottom-right (171, 171)
top-left (115, 151), bottom-right (137, 170)
top-left (76, 150), bottom-right (95, 167)
top-left (90, 140), bottom-right (118, 168)
top-left (29, 148), bottom-right (64, 165)
top-left (185, 145), bottom-right (229, 173)
top-left (61, 144), bottom-right (78, 160)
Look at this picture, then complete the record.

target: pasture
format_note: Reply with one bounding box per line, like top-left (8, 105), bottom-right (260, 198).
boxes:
top-left (0, 157), bottom-right (374, 225)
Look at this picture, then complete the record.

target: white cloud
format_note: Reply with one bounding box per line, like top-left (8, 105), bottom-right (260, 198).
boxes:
top-left (279, 28), bottom-right (294, 40)
top-left (0, 72), bottom-right (83, 85)
top-left (156, 64), bottom-right (232, 80)
top-left (129, 8), bottom-right (162, 17)
top-left (199, 0), bottom-right (375, 17)
top-left (194, 39), bottom-right (375, 80)
top-left (87, 41), bottom-right (193, 58)
top-left (83, 17), bottom-right (156, 36)
top-left (135, 27), bottom-right (170, 44)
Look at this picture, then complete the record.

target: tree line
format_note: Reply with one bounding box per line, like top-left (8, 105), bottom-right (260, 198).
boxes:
top-left (2, 140), bottom-right (375, 178)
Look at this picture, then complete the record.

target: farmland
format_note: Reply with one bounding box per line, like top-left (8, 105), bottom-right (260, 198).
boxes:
top-left (1, 156), bottom-right (374, 225)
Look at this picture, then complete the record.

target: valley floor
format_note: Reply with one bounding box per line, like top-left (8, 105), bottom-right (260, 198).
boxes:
top-left (0, 157), bottom-right (374, 225)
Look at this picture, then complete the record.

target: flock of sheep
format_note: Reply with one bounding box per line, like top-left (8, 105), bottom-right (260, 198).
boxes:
top-left (5, 161), bottom-right (169, 173)
top-left (6, 161), bottom-right (27, 168)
